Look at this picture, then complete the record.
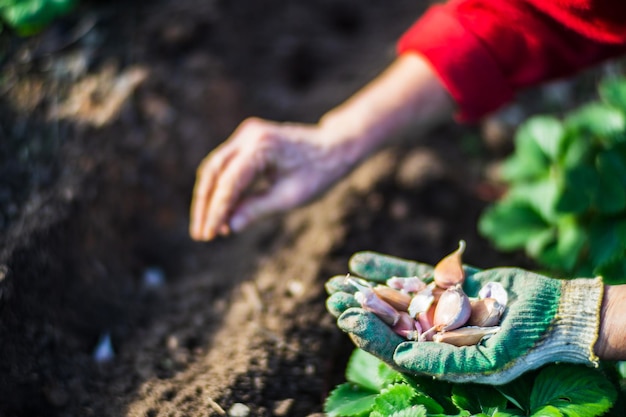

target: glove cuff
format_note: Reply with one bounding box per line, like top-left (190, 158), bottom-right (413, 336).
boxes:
top-left (546, 276), bottom-right (604, 365)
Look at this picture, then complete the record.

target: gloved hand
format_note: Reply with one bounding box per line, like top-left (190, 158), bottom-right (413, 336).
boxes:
top-left (326, 251), bottom-right (604, 385)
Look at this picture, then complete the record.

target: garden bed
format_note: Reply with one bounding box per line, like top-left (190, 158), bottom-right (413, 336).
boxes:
top-left (0, 0), bottom-right (556, 415)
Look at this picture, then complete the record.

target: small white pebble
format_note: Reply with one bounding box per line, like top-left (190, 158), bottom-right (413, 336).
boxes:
top-left (143, 267), bottom-right (165, 289)
top-left (93, 333), bottom-right (115, 363)
top-left (228, 403), bottom-right (250, 417)
top-left (287, 280), bottom-right (304, 297)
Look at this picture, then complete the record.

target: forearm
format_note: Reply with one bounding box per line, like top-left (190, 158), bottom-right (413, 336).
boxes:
top-left (594, 284), bottom-right (626, 360)
top-left (318, 53), bottom-right (454, 166)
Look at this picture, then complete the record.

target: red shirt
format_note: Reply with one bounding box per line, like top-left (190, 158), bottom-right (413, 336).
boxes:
top-left (398, 0), bottom-right (626, 122)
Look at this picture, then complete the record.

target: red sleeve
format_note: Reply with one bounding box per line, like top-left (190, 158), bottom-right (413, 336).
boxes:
top-left (397, 0), bottom-right (626, 122)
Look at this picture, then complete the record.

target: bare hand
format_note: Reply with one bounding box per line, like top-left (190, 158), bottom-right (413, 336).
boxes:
top-left (190, 117), bottom-right (358, 241)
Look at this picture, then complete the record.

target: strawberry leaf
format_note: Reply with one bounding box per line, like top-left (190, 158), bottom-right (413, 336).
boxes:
top-left (589, 219), bottom-right (626, 269)
top-left (324, 383), bottom-right (377, 417)
top-left (599, 77), bottom-right (626, 112)
top-left (530, 364), bottom-right (617, 417)
top-left (452, 384), bottom-right (508, 415)
top-left (565, 103), bottom-right (626, 140)
top-left (372, 384), bottom-right (416, 416)
top-left (479, 200), bottom-right (548, 251)
top-left (370, 405), bottom-right (428, 417)
top-left (346, 349), bottom-right (395, 392)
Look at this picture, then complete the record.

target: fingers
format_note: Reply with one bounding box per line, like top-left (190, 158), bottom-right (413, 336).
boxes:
top-left (200, 145), bottom-right (263, 239)
top-left (228, 173), bottom-right (314, 232)
top-left (349, 251), bottom-right (434, 282)
top-left (393, 340), bottom-right (508, 384)
top-left (190, 143), bottom-right (237, 240)
top-left (325, 274), bottom-right (358, 295)
top-left (190, 118), bottom-right (271, 241)
top-left (337, 308), bottom-right (403, 364)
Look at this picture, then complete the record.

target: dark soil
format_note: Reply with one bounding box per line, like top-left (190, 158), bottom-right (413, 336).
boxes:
top-left (0, 1), bottom-right (554, 416)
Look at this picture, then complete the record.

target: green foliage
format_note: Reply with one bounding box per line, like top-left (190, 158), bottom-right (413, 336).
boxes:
top-left (479, 76), bottom-right (626, 284)
top-left (0, 0), bottom-right (77, 35)
top-left (324, 349), bottom-right (616, 417)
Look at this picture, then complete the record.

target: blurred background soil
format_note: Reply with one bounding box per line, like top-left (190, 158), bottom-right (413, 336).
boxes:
top-left (0, 0), bottom-right (602, 416)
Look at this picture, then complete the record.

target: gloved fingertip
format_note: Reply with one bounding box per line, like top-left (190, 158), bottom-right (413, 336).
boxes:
top-left (336, 307), bottom-right (370, 333)
top-left (348, 251), bottom-right (393, 282)
top-left (326, 292), bottom-right (359, 318)
top-left (325, 274), bottom-right (355, 295)
top-left (338, 308), bottom-right (402, 362)
top-left (393, 340), bottom-right (431, 372)
top-left (349, 251), bottom-right (434, 282)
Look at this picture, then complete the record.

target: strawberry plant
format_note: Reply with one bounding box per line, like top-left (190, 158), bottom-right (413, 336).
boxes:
top-left (324, 348), bottom-right (616, 416)
top-left (479, 77), bottom-right (626, 284)
top-left (0, 0), bottom-right (77, 35)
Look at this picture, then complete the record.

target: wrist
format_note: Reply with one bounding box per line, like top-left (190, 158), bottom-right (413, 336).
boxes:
top-left (317, 109), bottom-right (383, 167)
top-left (594, 284), bottom-right (626, 360)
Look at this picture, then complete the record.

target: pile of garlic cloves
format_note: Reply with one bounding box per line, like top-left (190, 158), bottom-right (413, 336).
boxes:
top-left (351, 241), bottom-right (507, 347)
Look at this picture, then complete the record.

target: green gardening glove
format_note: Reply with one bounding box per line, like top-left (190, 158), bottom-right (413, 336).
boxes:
top-left (326, 251), bottom-right (604, 385)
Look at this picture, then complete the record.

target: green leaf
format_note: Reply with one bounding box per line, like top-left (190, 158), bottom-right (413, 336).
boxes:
top-left (599, 77), bottom-right (626, 111)
top-left (525, 227), bottom-right (557, 260)
top-left (531, 405), bottom-right (564, 416)
top-left (555, 165), bottom-right (598, 214)
top-left (596, 150), bottom-right (626, 188)
top-left (594, 257), bottom-right (626, 285)
top-left (508, 179), bottom-right (560, 222)
top-left (617, 361), bottom-right (626, 379)
top-left (378, 360), bottom-right (403, 385)
top-left (346, 349), bottom-right (397, 392)
top-left (397, 376), bottom-right (445, 414)
top-left (560, 137), bottom-right (593, 170)
top-left (565, 103), bottom-right (626, 140)
top-left (324, 383), bottom-right (378, 417)
top-left (496, 371), bottom-right (535, 413)
top-left (493, 411), bottom-right (526, 417)
top-left (502, 118), bottom-right (555, 181)
top-left (452, 384), bottom-right (508, 415)
top-left (595, 153), bottom-right (626, 213)
top-left (372, 384), bottom-right (415, 416)
top-left (479, 200), bottom-right (548, 251)
top-left (522, 116), bottom-right (567, 161)
top-left (371, 405), bottom-right (427, 417)
top-left (555, 216), bottom-right (587, 272)
top-left (1, 0), bottom-right (77, 35)
top-left (530, 364), bottom-right (617, 417)
top-left (402, 374), bottom-right (456, 414)
top-left (589, 219), bottom-right (626, 269)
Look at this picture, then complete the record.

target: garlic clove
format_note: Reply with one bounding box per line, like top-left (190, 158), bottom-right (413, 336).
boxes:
top-left (417, 305), bottom-right (435, 341)
top-left (468, 297), bottom-right (505, 327)
top-left (429, 282), bottom-right (446, 302)
top-left (373, 285), bottom-right (412, 311)
top-left (392, 311), bottom-right (421, 340)
top-left (478, 281), bottom-right (508, 307)
top-left (432, 326), bottom-right (500, 346)
top-left (433, 284), bottom-right (471, 332)
top-left (386, 276), bottom-right (427, 293)
top-left (433, 240), bottom-right (466, 289)
top-left (408, 287), bottom-right (434, 318)
top-left (351, 279), bottom-right (400, 326)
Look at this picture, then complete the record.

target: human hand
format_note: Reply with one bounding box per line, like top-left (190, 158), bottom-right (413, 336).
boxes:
top-left (190, 117), bottom-right (361, 241)
top-left (326, 251), bottom-right (603, 385)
